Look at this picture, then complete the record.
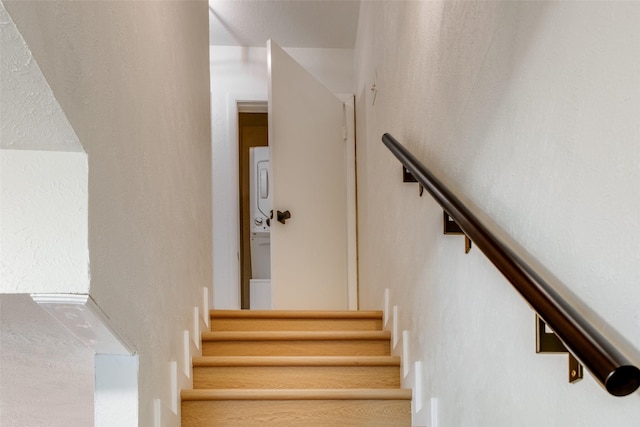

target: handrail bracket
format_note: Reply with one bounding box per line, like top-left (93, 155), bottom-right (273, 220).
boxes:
top-left (382, 132), bottom-right (640, 396)
top-left (404, 166), bottom-right (472, 253)
top-left (443, 212), bottom-right (472, 254)
top-left (536, 315), bottom-right (584, 383)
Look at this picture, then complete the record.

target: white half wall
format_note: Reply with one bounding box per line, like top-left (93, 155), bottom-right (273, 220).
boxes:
top-left (210, 45), bottom-right (354, 309)
top-left (355, 1), bottom-right (640, 426)
top-left (0, 294), bottom-right (95, 426)
top-left (1, 1), bottom-right (89, 295)
top-left (4, 2), bottom-right (213, 426)
top-left (0, 149), bottom-right (89, 294)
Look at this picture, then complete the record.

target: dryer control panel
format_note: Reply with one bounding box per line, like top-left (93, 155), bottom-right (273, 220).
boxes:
top-left (250, 147), bottom-right (271, 233)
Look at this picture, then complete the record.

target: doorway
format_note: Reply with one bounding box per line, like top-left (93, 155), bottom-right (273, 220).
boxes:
top-left (238, 110), bottom-right (268, 309)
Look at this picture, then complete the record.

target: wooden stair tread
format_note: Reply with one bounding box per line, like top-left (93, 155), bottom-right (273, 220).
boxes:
top-left (184, 310), bottom-right (410, 425)
top-left (182, 388), bottom-right (412, 401)
top-left (193, 355), bottom-right (400, 367)
top-left (202, 330), bottom-right (390, 341)
top-left (210, 310), bottom-right (383, 319)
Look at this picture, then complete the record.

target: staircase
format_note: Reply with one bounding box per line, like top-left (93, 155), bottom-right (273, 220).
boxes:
top-left (181, 310), bottom-right (412, 426)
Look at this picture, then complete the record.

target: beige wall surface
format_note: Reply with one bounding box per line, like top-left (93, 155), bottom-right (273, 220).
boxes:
top-left (355, 2), bottom-right (640, 426)
top-left (4, 1), bottom-right (212, 425)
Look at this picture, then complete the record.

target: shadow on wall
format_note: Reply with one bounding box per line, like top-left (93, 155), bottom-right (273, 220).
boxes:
top-left (389, 1), bottom-right (553, 178)
top-left (358, 0), bottom-right (553, 287)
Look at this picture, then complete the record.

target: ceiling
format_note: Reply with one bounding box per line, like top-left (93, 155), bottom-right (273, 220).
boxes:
top-left (208, 0), bottom-right (361, 48)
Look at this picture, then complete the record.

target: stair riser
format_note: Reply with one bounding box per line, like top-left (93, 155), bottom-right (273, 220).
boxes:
top-left (182, 399), bottom-right (411, 427)
top-left (193, 366), bottom-right (400, 389)
top-left (211, 318), bottom-right (382, 332)
top-left (202, 340), bottom-right (390, 357)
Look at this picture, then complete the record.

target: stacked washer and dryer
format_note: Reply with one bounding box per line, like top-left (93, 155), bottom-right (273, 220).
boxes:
top-left (248, 147), bottom-right (272, 309)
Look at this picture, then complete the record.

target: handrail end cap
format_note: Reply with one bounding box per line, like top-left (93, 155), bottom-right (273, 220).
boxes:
top-left (605, 365), bottom-right (640, 396)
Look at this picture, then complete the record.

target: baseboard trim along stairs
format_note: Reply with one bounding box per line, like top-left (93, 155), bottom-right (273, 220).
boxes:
top-left (181, 310), bottom-right (412, 426)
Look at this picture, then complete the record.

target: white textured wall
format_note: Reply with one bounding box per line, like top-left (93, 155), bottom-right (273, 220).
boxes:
top-left (1, 2), bottom-right (88, 294)
top-left (0, 294), bottom-right (95, 427)
top-left (4, 1), bottom-right (212, 426)
top-left (0, 2), bottom-right (82, 153)
top-left (210, 45), bottom-right (354, 308)
top-left (0, 150), bottom-right (88, 294)
top-left (1, 4), bottom-right (92, 424)
top-left (355, 2), bottom-right (640, 426)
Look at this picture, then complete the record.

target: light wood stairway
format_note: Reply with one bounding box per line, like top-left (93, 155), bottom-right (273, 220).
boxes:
top-left (181, 310), bottom-right (412, 426)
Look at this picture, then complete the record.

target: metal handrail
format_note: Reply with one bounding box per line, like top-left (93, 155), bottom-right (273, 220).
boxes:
top-left (382, 132), bottom-right (640, 396)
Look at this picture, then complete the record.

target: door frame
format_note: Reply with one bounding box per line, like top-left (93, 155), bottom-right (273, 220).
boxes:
top-left (237, 108), bottom-right (269, 309)
top-left (337, 94), bottom-right (358, 310)
top-left (232, 97), bottom-right (358, 310)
